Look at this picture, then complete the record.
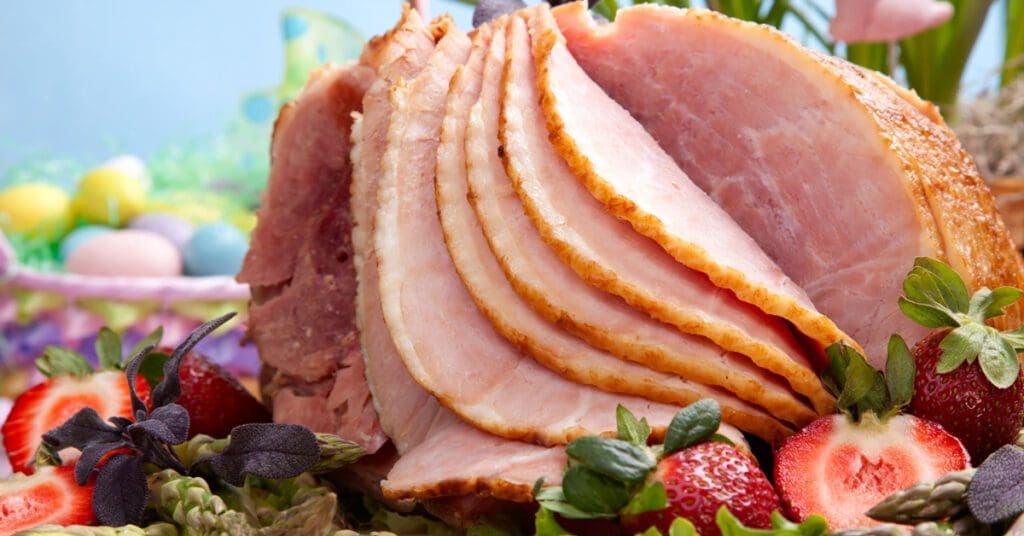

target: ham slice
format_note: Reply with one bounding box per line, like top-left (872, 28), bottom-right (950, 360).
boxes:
top-left (552, 3), bottom-right (1024, 366)
top-left (374, 18), bottom-right (684, 445)
top-left (238, 63), bottom-right (386, 453)
top-left (499, 8), bottom-right (833, 415)
top-left (529, 6), bottom-right (853, 369)
top-left (438, 15), bottom-right (793, 441)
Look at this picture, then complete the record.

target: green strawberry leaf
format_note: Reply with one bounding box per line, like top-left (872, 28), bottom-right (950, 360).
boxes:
top-left (664, 399), bottom-right (721, 454)
top-left (1002, 326), bottom-right (1024, 352)
top-left (565, 437), bottom-right (655, 483)
top-left (621, 481), bottom-right (667, 516)
top-left (717, 507), bottom-right (829, 535)
top-left (127, 326), bottom-right (163, 363)
top-left (535, 486), bottom-right (614, 520)
top-left (36, 346), bottom-right (94, 378)
top-left (616, 405), bottom-right (651, 446)
top-left (668, 518), bottom-right (699, 536)
top-left (899, 258), bottom-right (972, 328)
top-left (938, 324), bottom-right (988, 372)
top-left (969, 286), bottom-right (1023, 321)
top-left (825, 342), bottom-right (891, 419)
top-left (137, 352), bottom-right (170, 388)
top-left (95, 328), bottom-right (123, 371)
top-left (977, 327), bottom-right (1021, 389)
top-left (885, 335), bottom-right (916, 410)
top-left (898, 297), bottom-right (959, 329)
top-left (534, 507), bottom-right (571, 536)
top-left (562, 465), bottom-right (630, 514)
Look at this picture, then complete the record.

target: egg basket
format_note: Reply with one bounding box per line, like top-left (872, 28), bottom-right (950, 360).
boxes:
top-left (0, 230), bottom-right (256, 395)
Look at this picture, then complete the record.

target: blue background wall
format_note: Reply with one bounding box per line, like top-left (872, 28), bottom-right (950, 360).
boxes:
top-left (0, 1), bottom-right (1007, 172)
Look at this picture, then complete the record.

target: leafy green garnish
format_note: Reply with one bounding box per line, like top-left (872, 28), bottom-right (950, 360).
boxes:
top-left (821, 339), bottom-right (914, 421)
top-left (717, 508), bottom-right (829, 535)
top-left (535, 507), bottom-right (572, 536)
top-left (617, 404), bottom-right (652, 445)
top-left (664, 399), bottom-right (721, 454)
top-left (35, 346), bottom-right (93, 378)
top-left (565, 436), bottom-right (655, 483)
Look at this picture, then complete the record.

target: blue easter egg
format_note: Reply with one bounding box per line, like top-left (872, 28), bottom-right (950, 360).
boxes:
top-left (183, 222), bottom-right (249, 277)
top-left (59, 225), bottom-right (114, 261)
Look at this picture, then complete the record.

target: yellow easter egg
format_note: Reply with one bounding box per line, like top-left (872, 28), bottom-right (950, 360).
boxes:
top-left (73, 168), bottom-right (146, 227)
top-left (0, 183), bottom-right (72, 240)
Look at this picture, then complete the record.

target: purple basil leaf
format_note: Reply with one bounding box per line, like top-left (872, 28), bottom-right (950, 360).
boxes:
top-left (967, 445), bottom-right (1024, 523)
top-left (152, 313), bottom-right (236, 409)
top-left (124, 343), bottom-right (156, 419)
top-left (93, 453), bottom-right (148, 526)
top-left (42, 407), bottom-right (122, 451)
top-left (75, 441), bottom-right (129, 485)
top-left (472, 0), bottom-right (526, 27)
top-left (210, 423), bottom-right (319, 486)
top-left (128, 404), bottom-right (189, 445)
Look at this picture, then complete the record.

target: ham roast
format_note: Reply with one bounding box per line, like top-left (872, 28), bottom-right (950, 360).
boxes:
top-left (552, 2), bottom-right (1024, 367)
top-left (239, 0), bottom-right (1024, 519)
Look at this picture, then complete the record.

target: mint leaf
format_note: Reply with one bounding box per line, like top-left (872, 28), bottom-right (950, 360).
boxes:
top-left (938, 324), bottom-right (987, 371)
top-left (668, 518), bottom-right (699, 536)
top-left (969, 286), bottom-right (1023, 321)
top-left (616, 404), bottom-right (651, 445)
top-left (565, 437), bottom-right (655, 483)
top-left (534, 507), bottom-right (571, 536)
top-left (885, 335), bottom-right (916, 410)
top-left (621, 481), bottom-right (667, 515)
top-left (717, 507), bottom-right (828, 535)
top-left (977, 327), bottom-right (1021, 389)
top-left (95, 328), bottom-right (123, 371)
top-left (36, 346), bottom-right (93, 378)
top-left (664, 399), bottom-right (721, 454)
top-left (967, 445), bottom-right (1024, 523)
top-left (562, 465), bottom-right (630, 514)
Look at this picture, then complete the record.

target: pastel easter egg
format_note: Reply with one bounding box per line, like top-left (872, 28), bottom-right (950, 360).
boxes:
top-left (129, 213), bottom-right (195, 251)
top-left (101, 154), bottom-right (152, 191)
top-left (0, 183), bottom-right (72, 240)
top-left (183, 222), bottom-right (249, 276)
top-left (65, 230), bottom-right (182, 277)
top-left (72, 168), bottom-right (146, 227)
top-left (59, 225), bottom-right (113, 261)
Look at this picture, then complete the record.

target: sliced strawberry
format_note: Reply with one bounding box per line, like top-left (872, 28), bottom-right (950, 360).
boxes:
top-left (176, 352), bottom-right (270, 438)
top-left (0, 465), bottom-right (95, 532)
top-left (774, 413), bottom-right (969, 529)
top-left (1, 371), bottom-right (148, 474)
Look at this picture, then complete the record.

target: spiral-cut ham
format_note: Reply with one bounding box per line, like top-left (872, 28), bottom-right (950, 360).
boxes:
top-left (552, 2), bottom-right (1024, 367)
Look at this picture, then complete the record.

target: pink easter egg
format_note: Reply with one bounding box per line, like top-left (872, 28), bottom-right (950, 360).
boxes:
top-left (65, 229), bottom-right (182, 277)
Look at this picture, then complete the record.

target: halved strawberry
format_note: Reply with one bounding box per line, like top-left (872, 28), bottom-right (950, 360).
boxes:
top-left (1, 371), bottom-right (148, 474)
top-left (775, 412), bottom-right (968, 528)
top-left (0, 465), bottom-right (95, 532)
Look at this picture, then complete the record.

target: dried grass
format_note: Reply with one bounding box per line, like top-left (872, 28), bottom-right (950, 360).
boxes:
top-left (956, 76), bottom-right (1024, 180)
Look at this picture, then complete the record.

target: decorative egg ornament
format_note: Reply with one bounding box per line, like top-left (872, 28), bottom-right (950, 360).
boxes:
top-left (0, 183), bottom-right (72, 240)
top-left (183, 222), bottom-right (249, 276)
top-left (65, 230), bottom-right (182, 277)
top-left (129, 213), bottom-right (195, 252)
top-left (58, 225), bottom-right (113, 261)
top-left (72, 167), bottom-right (146, 227)
top-left (101, 154), bottom-right (152, 190)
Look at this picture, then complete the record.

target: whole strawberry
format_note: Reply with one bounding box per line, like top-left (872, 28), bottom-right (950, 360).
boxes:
top-left (622, 441), bottom-right (778, 535)
top-left (172, 350), bottom-right (271, 438)
top-left (898, 258), bottom-right (1024, 463)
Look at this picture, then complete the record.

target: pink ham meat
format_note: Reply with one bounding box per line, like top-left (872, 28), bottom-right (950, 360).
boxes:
top-left (374, 18), bottom-right (682, 446)
top-left (553, 3), bottom-right (1024, 366)
top-left (500, 8), bottom-right (833, 415)
top-left (238, 63), bottom-right (386, 453)
top-left (529, 7), bottom-right (854, 368)
top-left (439, 16), bottom-right (794, 441)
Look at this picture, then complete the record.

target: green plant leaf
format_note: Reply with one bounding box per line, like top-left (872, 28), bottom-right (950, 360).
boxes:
top-left (822, 342), bottom-right (852, 397)
top-left (664, 399), bottom-right (721, 454)
top-left (899, 257), bottom-right (970, 327)
top-left (885, 335), bottom-right (916, 410)
top-left (977, 327), bottom-right (1021, 389)
top-left (534, 507), bottom-right (571, 536)
top-left (898, 297), bottom-right (960, 328)
top-left (95, 328), bottom-right (123, 371)
top-left (937, 323), bottom-right (987, 372)
top-left (137, 352), bottom-right (170, 388)
top-left (836, 350), bottom-right (884, 411)
top-left (1003, 326), bottom-right (1024, 352)
top-left (36, 346), bottom-right (94, 378)
top-left (717, 507), bottom-right (829, 535)
top-left (668, 518), bottom-right (698, 536)
top-left (535, 486), bottom-right (608, 520)
top-left (562, 465), bottom-right (631, 514)
top-left (127, 326), bottom-right (163, 366)
top-left (969, 286), bottom-right (1023, 321)
top-left (616, 404), bottom-right (651, 445)
top-left (621, 481), bottom-right (667, 516)
top-left (565, 437), bottom-right (655, 483)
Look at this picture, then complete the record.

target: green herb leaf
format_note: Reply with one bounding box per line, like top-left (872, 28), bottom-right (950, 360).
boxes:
top-left (664, 399), bottom-right (721, 454)
top-left (562, 465), bottom-right (630, 514)
top-left (966, 445), bottom-right (1024, 524)
top-left (565, 437), bottom-right (655, 483)
top-left (717, 507), bottom-right (829, 535)
top-left (616, 404), bottom-right (651, 445)
top-left (938, 324), bottom-right (987, 371)
top-left (534, 507), bottom-right (571, 536)
top-left (977, 327), bottom-right (1021, 389)
top-left (885, 335), bottom-right (916, 410)
top-left (900, 258), bottom-right (970, 325)
top-left (535, 486), bottom-right (612, 520)
top-left (95, 328), bottom-right (123, 371)
top-left (668, 518), bottom-right (698, 536)
top-left (621, 481), bottom-right (667, 516)
top-left (35, 346), bottom-right (94, 378)
top-left (969, 286), bottom-right (1023, 321)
